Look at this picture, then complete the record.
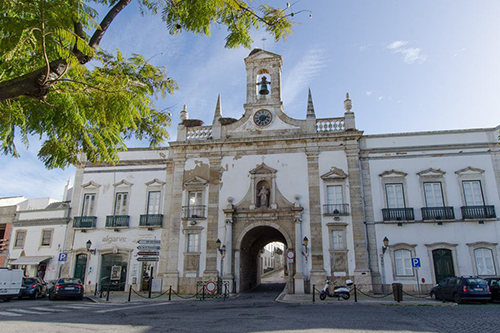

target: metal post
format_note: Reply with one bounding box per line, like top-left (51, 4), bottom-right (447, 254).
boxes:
top-left (106, 283), bottom-right (110, 302)
top-left (354, 284), bottom-right (358, 303)
top-left (202, 283), bottom-right (205, 301)
top-left (94, 283), bottom-right (98, 296)
top-left (148, 266), bottom-right (153, 298)
top-left (415, 268), bottom-right (421, 295)
top-left (312, 284), bottom-right (315, 303)
top-left (169, 286), bottom-right (172, 301)
top-left (128, 285), bottom-right (132, 302)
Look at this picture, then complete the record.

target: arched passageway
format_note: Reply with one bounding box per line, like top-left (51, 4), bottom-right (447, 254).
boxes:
top-left (237, 226), bottom-right (289, 292)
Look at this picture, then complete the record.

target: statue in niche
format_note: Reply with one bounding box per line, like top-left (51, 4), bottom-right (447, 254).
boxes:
top-left (258, 186), bottom-right (269, 207)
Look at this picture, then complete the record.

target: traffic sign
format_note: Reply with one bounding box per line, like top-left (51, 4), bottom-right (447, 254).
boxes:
top-left (138, 251), bottom-right (159, 256)
top-left (137, 245), bottom-right (161, 250)
top-left (205, 281), bottom-right (217, 294)
top-left (286, 251), bottom-right (295, 260)
top-left (58, 253), bottom-right (68, 262)
top-left (138, 240), bottom-right (161, 245)
top-left (412, 258), bottom-right (421, 268)
top-left (137, 257), bottom-right (159, 262)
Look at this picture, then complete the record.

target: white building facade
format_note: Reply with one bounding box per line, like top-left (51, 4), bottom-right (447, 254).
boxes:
top-left (59, 49), bottom-right (500, 295)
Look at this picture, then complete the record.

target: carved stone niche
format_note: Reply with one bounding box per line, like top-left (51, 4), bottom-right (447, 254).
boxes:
top-left (234, 163), bottom-right (294, 210)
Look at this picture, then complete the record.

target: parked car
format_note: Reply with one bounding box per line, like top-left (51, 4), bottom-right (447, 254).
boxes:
top-left (20, 277), bottom-right (47, 299)
top-left (49, 278), bottom-right (84, 300)
top-left (430, 276), bottom-right (491, 304)
top-left (0, 268), bottom-right (23, 302)
top-left (485, 277), bottom-right (500, 301)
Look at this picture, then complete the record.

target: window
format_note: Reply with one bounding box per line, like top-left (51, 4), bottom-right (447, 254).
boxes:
top-left (332, 231), bottom-right (344, 250)
top-left (187, 234), bottom-right (199, 253)
top-left (385, 184), bottom-right (405, 208)
top-left (474, 248), bottom-right (496, 276)
top-left (14, 231), bottom-right (26, 248)
top-left (147, 191), bottom-right (161, 215)
top-left (326, 186), bottom-right (343, 205)
top-left (463, 181), bottom-right (484, 206)
top-left (394, 249), bottom-right (413, 276)
top-left (188, 191), bottom-right (203, 206)
top-left (81, 193), bottom-right (96, 216)
top-left (41, 230), bottom-right (52, 246)
top-left (114, 192), bottom-right (129, 215)
top-left (424, 182), bottom-right (444, 207)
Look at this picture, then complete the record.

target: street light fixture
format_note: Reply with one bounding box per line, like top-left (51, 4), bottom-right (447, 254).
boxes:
top-left (215, 239), bottom-right (226, 281)
top-left (382, 237), bottom-right (389, 255)
top-left (86, 240), bottom-right (96, 254)
top-left (302, 237), bottom-right (309, 260)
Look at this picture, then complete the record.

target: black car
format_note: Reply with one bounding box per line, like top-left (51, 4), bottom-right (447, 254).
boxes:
top-left (20, 277), bottom-right (47, 299)
top-left (430, 276), bottom-right (491, 304)
top-left (485, 277), bottom-right (500, 301)
top-left (49, 278), bottom-right (84, 300)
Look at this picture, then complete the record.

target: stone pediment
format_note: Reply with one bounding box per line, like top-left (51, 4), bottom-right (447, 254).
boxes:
top-left (184, 176), bottom-right (208, 188)
top-left (249, 163), bottom-right (277, 175)
top-left (321, 167), bottom-right (348, 180)
top-left (113, 179), bottom-right (133, 187)
top-left (417, 168), bottom-right (445, 177)
top-left (455, 166), bottom-right (484, 175)
top-left (246, 49), bottom-right (282, 60)
top-left (145, 178), bottom-right (166, 187)
top-left (81, 181), bottom-right (101, 189)
top-left (379, 170), bottom-right (407, 178)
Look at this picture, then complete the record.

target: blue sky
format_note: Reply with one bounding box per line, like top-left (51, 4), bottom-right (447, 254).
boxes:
top-left (1, 0), bottom-right (499, 200)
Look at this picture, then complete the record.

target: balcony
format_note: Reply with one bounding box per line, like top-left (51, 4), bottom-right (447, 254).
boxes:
top-left (105, 215), bottom-right (130, 228)
top-left (421, 207), bottom-right (455, 221)
top-left (461, 206), bottom-right (496, 219)
top-left (139, 214), bottom-right (163, 227)
top-left (382, 208), bottom-right (414, 221)
top-left (323, 204), bottom-right (350, 216)
top-left (74, 216), bottom-right (97, 228)
top-left (181, 205), bottom-right (206, 219)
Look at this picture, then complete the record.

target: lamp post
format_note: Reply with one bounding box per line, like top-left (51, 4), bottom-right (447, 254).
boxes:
top-left (85, 240), bottom-right (96, 292)
top-left (215, 239), bottom-right (226, 282)
top-left (380, 237), bottom-right (389, 293)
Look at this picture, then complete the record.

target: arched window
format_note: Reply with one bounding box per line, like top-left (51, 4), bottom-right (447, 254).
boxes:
top-left (394, 249), bottom-right (413, 276)
top-left (256, 69), bottom-right (271, 96)
top-left (474, 248), bottom-right (496, 276)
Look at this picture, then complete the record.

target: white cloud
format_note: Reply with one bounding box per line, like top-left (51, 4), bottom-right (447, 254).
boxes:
top-left (378, 96), bottom-right (383, 101)
top-left (282, 46), bottom-right (328, 112)
top-left (365, 91), bottom-right (372, 96)
top-left (387, 41), bottom-right (427, 64)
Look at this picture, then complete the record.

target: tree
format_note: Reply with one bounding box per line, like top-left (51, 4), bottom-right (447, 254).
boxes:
top-left (0, 0), bottom-right (297, 168)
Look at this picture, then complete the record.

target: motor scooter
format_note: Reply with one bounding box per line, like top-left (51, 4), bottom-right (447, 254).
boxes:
top-left (319, 279), bottom-right (353, 300)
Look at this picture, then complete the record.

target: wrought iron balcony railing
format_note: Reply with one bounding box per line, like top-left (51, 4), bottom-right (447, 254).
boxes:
top-left (461, 206), bottom-right (496, 219)
top-left (74, 216), bottom-right (97, 228)
top-left (139, 214), bottom-right (163, 227)
top-left (323, 204), bottom-right (350, 216)
top-left (182, 205), bottom-right (206, 219)
top-left (421, 207), bottom-right (455, 220)
top-left (382, 208), bottom-right (415, 221)
top-left (105, 215), bottom-right (130, 228)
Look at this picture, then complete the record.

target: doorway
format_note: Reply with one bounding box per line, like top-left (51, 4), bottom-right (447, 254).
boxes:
top-left (74, 254), bottom-right (87, 282)
top-left (432, 249), bottom-right (455, 284)
top-left (99, 253), bottom-right (128, 291)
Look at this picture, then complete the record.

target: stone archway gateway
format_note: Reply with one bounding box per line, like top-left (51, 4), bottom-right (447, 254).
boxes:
top-left (235, 223), bottom-right (292, 293)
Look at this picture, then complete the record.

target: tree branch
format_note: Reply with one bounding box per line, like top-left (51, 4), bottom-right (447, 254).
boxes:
top-left (89, 0), bottom-right (132, 49)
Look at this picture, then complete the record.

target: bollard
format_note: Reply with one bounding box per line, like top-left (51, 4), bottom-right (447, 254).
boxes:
top-left (94, 283), bottom-right (98, 296)
top-left (169, 286), bottom-right (172, 301)
top-left (100, 285), bottom-right (103, 298)
top-left (392, 283), bottom-right (403, 303)
top-left (202, 284), bottom-right (205, 301)
top-left (106, 283), bottom-right (110, 302)
top-left (312, 284), bottom-right (315, 303)
top-left (354, 285), bottom-right (358, 303)
top-left (128, 285), bottom-right (132, 302)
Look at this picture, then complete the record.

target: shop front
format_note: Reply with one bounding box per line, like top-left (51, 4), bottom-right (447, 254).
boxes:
top-left (99, 253), bottom-right (128, 291)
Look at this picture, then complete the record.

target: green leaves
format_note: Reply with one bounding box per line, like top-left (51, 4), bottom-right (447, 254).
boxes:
top-left (0, 0), bottom-right (295, 169)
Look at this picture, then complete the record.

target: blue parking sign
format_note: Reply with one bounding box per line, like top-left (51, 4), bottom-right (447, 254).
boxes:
top-left (412, 258), bottom-right (421, 268)
top-left (58, 253), bottom-right (68, 262)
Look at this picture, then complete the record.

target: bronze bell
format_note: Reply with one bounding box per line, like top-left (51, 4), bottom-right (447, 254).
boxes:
top-left (258, 77), bottom-right (270, 95)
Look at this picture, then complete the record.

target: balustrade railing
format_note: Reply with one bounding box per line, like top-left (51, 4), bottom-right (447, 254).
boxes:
top-left (382, 208), bottom-right (414, 221)
top-left (139, 214), bottom-right (163, 227)
top-left (105, 215), bottom-right (130, 228)
top-left (187, 126), bottom-right (212, 140)
top-left (316, 118), bottom-right (345, 133)
top-left (461, 205), bottom-right (496, 219)
top-left (74, 216), bottom-right (97, 228)
top-left (323, 204), bottom-right (350, 216)
top-left (421, 207), bottom-right (455, 220)
top-left (182, 205), bottom-right (206, 219)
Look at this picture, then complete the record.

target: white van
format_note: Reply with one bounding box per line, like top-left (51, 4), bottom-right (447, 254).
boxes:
top-left (0, 268), bottom-right (23, 301)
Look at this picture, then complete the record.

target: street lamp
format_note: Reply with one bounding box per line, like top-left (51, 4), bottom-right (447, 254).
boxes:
top-left (86, 240), bottom-right (96, 254)
top-left (302, 237), bottom-right (309, 261)
top-left (382, 237), bottom-right (389, 255)
top-left (215, 239), bottom-right (226, 280)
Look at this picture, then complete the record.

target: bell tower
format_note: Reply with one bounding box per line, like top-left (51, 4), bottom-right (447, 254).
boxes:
top-left (244, 49), bottom-right (283, 106)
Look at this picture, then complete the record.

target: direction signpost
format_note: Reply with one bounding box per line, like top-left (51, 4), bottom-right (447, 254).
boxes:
top-left (137, 239), bottom-right (160, 262)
